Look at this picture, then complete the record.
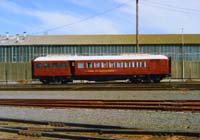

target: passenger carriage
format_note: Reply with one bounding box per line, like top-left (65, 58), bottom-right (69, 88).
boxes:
top-left (32, 54), bottom-right (171, 84)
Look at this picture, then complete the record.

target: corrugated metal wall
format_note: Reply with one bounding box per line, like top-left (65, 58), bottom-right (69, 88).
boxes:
top-left (0, 44), bottom-right (199, 81)
top-left (0, 63), bottom-right (31, 81)
top-left (171, 61), bottom-right (200, 79)
top-left (0, 45), bottom-right (199, 62)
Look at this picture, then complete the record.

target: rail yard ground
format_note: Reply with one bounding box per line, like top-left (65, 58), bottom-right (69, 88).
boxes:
top-left (0, 90), bottom-right (199, 100)
top-left (0, 83), bottom-right (199, 139)
top-left (0, 81), bottom-right (199, 91)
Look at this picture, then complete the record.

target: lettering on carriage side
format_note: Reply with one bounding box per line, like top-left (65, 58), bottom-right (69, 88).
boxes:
top-left (98, 69), bottom-right (115, 73)
top-left (87, 70), bottom-right (95, 73)
top-left (86, 69), bottom-right (116, 73)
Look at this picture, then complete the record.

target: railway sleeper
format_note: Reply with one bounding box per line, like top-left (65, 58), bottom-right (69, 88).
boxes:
top-left (18, 130), bottom-right (42, 137)
top-left (48, 122), bottom-right (65, 127)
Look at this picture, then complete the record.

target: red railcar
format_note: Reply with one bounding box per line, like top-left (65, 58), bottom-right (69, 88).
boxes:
top-left (32, 54), bottom-right (171, 84)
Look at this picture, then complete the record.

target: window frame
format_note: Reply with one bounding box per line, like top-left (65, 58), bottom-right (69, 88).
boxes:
top-left (52, 63), bottom-right (58, 69)
top-left (86, 62), bottom-right (92, 68)
top-left (36, 63), bottom-right (42, 69)
top-left (124, 62), bottom-right (131, 68)
top-left (101, 62), bottom-right (107, 68)
top-left (109, 62), bottom-right (115, 68)
top-left (117, 62), bottom-right (123, 68)
top-left (60, 63), bottom-right (66, 69)
top-left (78, 62), bottom-right (84, 69)
top-left (94, 62), bottom-right (100, 68)
top-left (44, 63), bottom-right (50, 69)
top-left (133, 61), bottom-right (139, 68)
top-left (141, 61), bottom-right (147, 68)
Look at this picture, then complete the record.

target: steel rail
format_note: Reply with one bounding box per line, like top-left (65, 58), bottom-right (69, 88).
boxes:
top-left (0, 82), bottom-right (199, 91)
top-left (0, 118), bottom-right (199, 138)
top-left (0, 126), bottom-right (200, 138)
top-left (0, 99), bottom-right (199, 112)
top-left (0, 127), bottom-right (113, 140)
top-left (0, 118), bottom-right (128, 129)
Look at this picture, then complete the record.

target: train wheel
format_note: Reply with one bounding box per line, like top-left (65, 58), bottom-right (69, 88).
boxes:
top-left (129, 79), bottom-right (140, 83)
top-left (149, 79), bottom-right (154, 83)
top-left (61, 80), bottom-right (68, 84)
top-left (61, 79), bottom-right (72, 84)
top-left (153, 79), bottom-right (160, 83)
top-left (41, 80), bottom-right (50, 84)
top-left (145, 78), bottom-right (154, 83)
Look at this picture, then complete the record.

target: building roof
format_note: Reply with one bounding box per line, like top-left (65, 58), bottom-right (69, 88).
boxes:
top-left (34, 54), bottom-right (168, 61)
top-left (0, 34), bottom-right (200, 46)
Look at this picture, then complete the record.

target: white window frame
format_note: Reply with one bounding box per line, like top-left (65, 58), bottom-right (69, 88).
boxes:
top-left (94, 62), bottom-right (100, 68)
top-left (78, 62), bottom-right (84, 69)
top-left (141, 61), bottom-right (147, 68)
top-left (101, 62), bottom-right (107, 68)
top-left (125, 62), bottom-right (131, 68)
top-left (109, 62), bottom-right (115, 68)
top-left (86, 62), bottom-right (92, 68)
top-left (133, 61), bottom-right (139, 68)
top-left (117, 62), bottom-right (123, 68)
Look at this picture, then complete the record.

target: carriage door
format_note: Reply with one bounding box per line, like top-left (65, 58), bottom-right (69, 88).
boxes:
top-left (70, 61), bottom-right (75, 75)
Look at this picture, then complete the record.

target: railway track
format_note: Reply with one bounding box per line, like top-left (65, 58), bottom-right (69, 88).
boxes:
top-left (0, 118), bottom-right (199, 139)
top-left (0, 82), bottom-right (199, 90)
top-left (0, 99), bottom-right (199, 112)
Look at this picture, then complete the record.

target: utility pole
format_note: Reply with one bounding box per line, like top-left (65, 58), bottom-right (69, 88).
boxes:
top-left (136, 0), bottom-right (139, 53)
top-left (181, 28), bottom-right (185, 81)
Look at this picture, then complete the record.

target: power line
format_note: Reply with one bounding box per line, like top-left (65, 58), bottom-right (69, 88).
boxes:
top-left (141, 2), bottom-right (190, 14)
top-left (152, 0), bottom-right (200, 13)
top-left (141, 0), bottom-right (200, 15)
top-left (31, 0), bottom-right (132, 35)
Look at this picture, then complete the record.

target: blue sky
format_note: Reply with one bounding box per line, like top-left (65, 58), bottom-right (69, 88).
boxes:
top-left (0, 0), bottom-right (200, 35)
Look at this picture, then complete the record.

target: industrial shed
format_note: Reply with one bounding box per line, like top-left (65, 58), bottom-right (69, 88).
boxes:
top-left (0, 34), bottom-right (199, 81)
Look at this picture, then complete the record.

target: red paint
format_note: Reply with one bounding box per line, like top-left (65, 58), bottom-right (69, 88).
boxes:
top-left (75, 59), bottom-right (170, 76)
top-left (32, 58), bottom-right (170, 78)
top-left (33, 61), bottom-right (71, 77)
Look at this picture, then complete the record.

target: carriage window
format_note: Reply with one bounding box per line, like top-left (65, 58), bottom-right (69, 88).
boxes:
top-left (78, 62), bottom-right (84, 69)
top-left (60, 63), bottom-right (66, 69)
top-left (117, 62), bottom-right (123, 68)
top-left (52, 63), bottom-right (57, 69)
top-left (44, 63), bottom-right (50, 69)
top-left (86, 62), bottom-right (92, 68)
top-left (101, 62), bottom-right (107, 68)
top-left (133, 62), bottom-right (139, 68)
top-left (141, 61), bottom-right (147, 68)
top-left (125, 62), bottom-right (131, 68)
top-left (94, 62), bottom-right (100, 68)
top-left (109, 62), bottom-right (115, 68)
top-left (36, 63), bottom-right (41, 69)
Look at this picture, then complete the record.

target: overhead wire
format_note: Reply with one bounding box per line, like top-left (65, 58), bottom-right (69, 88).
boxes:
top-left (141, 0), bottom-right (200, 14)
top-left (151, 0), bottom-right (200, 13)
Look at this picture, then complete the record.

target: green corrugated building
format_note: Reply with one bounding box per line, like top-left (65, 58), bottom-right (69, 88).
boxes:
top-left (0, 34), bottom-right (199, 81)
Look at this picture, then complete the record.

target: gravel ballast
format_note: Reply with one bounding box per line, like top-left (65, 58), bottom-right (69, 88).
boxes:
top-left (0, 90), bottom-right (199, 133)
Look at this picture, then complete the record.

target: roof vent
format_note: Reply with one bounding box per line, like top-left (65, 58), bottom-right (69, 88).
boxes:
top-left (16, 34), bottom-right (19, 43)
top-left (6, 32), bottom-right (9, 40)
top-left (23, 32), bottom-right (27, 39)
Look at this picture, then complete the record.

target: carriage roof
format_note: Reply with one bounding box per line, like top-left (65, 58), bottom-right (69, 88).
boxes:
top-left (34, 54), bottom-right (168, 61)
